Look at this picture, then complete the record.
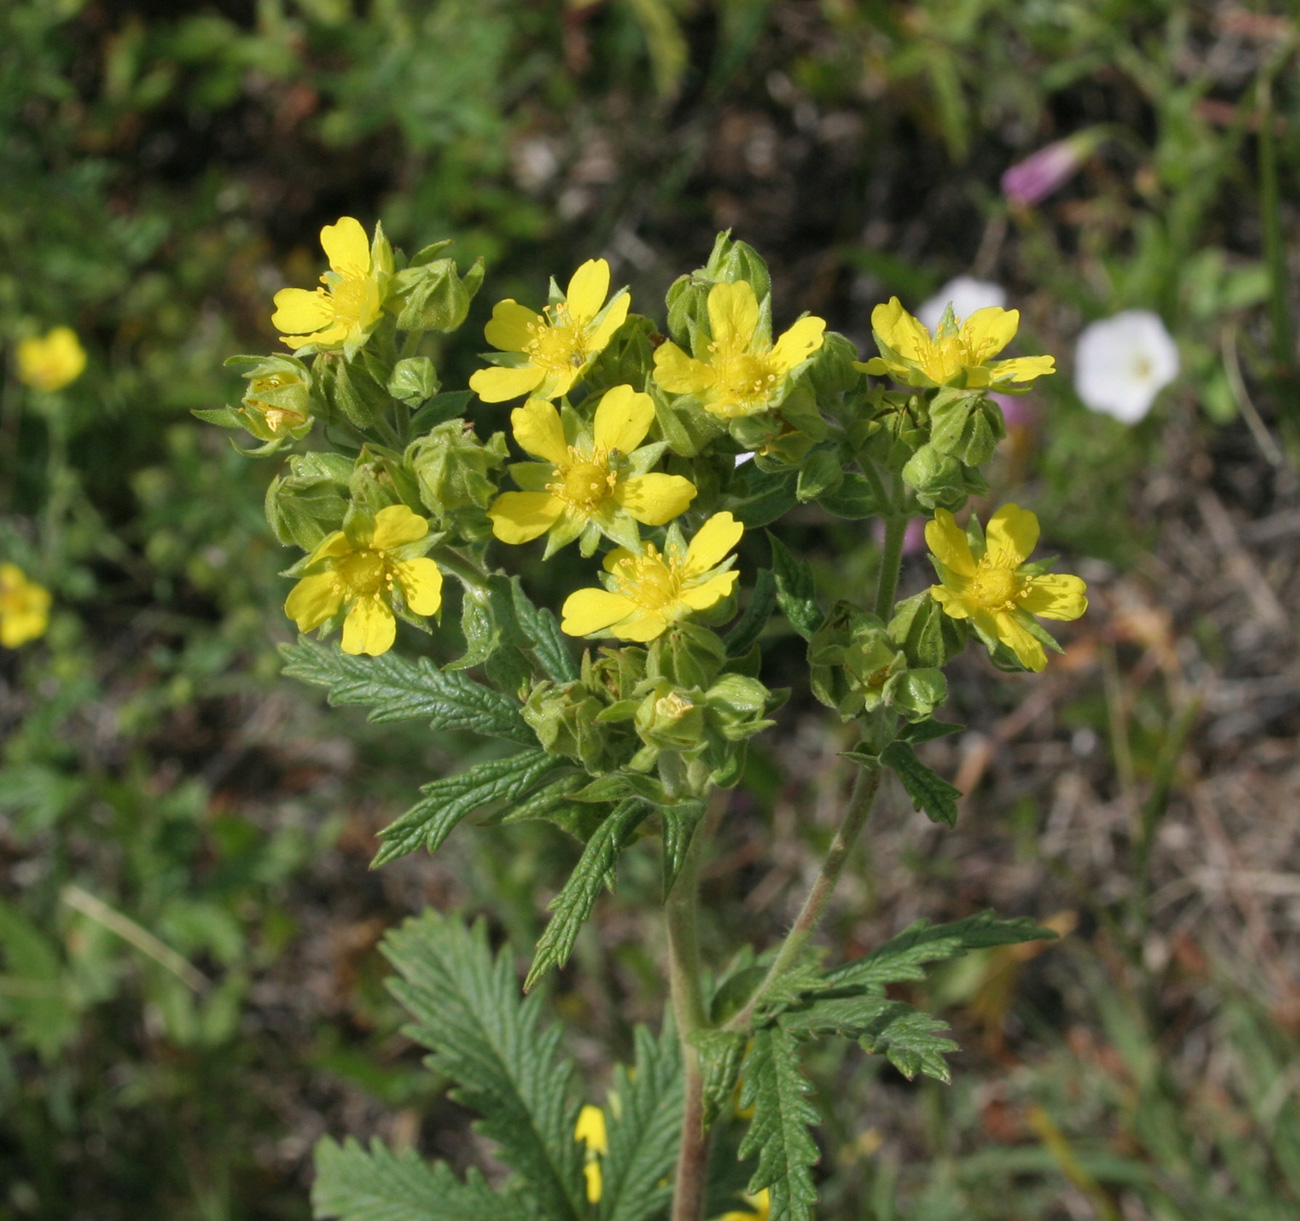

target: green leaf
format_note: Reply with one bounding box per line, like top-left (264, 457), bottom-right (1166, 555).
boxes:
top-left (526, 799), bottom-right (650, 990)
top-left (374, 751), bottom-right (565, 866)
top-left (766, 532), bottom-right (822, 641)
top-left (511, 577), bottom-right (579, 682)
top-left (383, 912), bottom-right (587, 1221)
top-left (779, 996), bottom-right (957, 1083)
top-left (693, 1028), bottom-right (748, 1130)
top-left (661, 800), bottom-right (706, 900)
top-left (722, 567), bottom-right (777, 657)
top-left (823, 912), bottom-right (1058, 994)
top-left (599, 1024), bottom-right (684, 1221)
top-left (880, 739), bottom-right (961, 827)
top-left (728, 469), bottom-right (798, 529)
top-left (737, 1027), bottom-right (820, 1221)
top-left (280, 639), bottom-right (533, 744)
top-left (312, 1136), bottom-right (519, 1221)
top-left (898, 719), bottom-right (963, 744)
top-left (817, 472), bottom-right (880, 519)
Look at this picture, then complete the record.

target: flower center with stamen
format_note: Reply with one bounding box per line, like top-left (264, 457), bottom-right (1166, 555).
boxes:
top-left (968, 562), bottom-right (1020, 610)
top-left (525, 304), bottom-right (588, 371)
top-left (325, 276), bottom-right (371, 325)
top-left (548, 447), bottom-right (617, 514)
top-left (654, 692), bottom-right (693, 720)
top-left (708, 341), bottom-right (778, 415)
top-left (611, 546), bottom-right (681, 611)
top-left (336, 549), bottom-right (389, 597)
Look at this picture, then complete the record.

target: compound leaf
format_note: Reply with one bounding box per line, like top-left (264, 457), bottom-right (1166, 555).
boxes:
top-left (374, 750), bottom-right (565, 866)
top-left (312, 1136), bottom-right (522, 1221)
top-left (880, 739), bottom-right (961, 827)
top-left (384, 912), bottom-right (587, 1221)
top-left (737, 1027), bottom-right (819, 1221)
top-left (281, 638), bottom-right (532, 744)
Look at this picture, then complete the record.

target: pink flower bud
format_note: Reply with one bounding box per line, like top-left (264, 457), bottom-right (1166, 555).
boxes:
top-left (1001, 130), bottom-right (1102, 207)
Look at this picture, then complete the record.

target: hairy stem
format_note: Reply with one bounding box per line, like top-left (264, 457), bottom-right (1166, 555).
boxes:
top-left (874, 513), bottom-right (908, 619)
top-left (724, 765), bottom-right (884, 1033)
top-left (666, 815), bottom-right (711, 1221)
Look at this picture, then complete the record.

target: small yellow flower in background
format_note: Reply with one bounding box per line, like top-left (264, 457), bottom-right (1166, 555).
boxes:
top-left (0, 564), bottom-right (51, 648)
top-left (716, 1188), bottom-right (770, 1221)
top-left (561, 511), bottom-right (742, 642)
top-left (272, 217), bottom-right (393, 354)
top-left (15, 327), bottom-right (86, 392)
top-left (469, 258), bottom-right (629, 403)
top-left (926, 504), bottom-right (1087, 672)
top-left (284, 504), bottom-right (443, 657)
top-left (857, 297), bottom-right (1054, 391)
top-left (653, 280), bottom-right (825, 419)
top-left (489, 385), bottom-right (697, 556)
top-left (575, 1104), bottom-right (607, 1204)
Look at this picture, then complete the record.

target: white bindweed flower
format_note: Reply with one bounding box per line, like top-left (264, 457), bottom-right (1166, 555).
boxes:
top-left (917, 277), bottom-right (1007, 332)
top-left (1073, 310), bottom-right (1179, 423)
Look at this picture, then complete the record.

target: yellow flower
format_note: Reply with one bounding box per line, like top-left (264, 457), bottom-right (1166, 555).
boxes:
top-left (469, 259), bottom-right (629, 403)
top-left (0, 564), bottom-right (51, 648)
top-left (926, 504), bottom-right (1087, 672)
top-left (653, 280), bottom-right (825, 420)
top-left (15, 327), bottom-right (86, 392)
top-left (271, 217), bottom-right (393, 354)
top-left (857, 297), bottom-right (1055, 391)
top-left (716, 1189), bottom-right (771, 1221)
top-left (575, 1104), bottom-right (607, 1204)
top-left (561, 512), bottom-right (742, 642)
top-left (489, 385), bottom-right (696, 556)
top-left (284, 504), bottom-right (443, 657)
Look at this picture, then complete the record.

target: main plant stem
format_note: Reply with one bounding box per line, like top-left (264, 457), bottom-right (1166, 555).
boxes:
top-left (666, 814), bottom-right (711, 1221)
top-left (725, 764), bottom-right (883, 1032)
top-left (874, 513), bottom-right (908, 619)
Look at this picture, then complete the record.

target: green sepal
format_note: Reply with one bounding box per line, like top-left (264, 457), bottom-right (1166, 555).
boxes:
top-left (927, 386), bottom-right (1006, 467)
top-left (795, 448), bottom-right (844, 502)
top-left (888, 591), bottom-right (967, 669)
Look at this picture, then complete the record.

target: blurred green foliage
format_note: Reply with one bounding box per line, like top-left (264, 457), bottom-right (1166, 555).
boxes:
top-left (1, 0), bottom-right (1297, 1217)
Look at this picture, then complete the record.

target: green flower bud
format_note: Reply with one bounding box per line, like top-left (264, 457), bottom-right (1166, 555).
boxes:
top-left (393, 252), bottom-right (485, 333)
top-left (809, 603), bottom-right (909, 720)
top-left (665, 231), bottom-right (772, 347)
top-left (927, 387), bottom-right (1006, 467)
top-left (264, 451), bottom-right (354, 549)
top-left (523, 680), bottom-right (613, 771)
top-left (850, 390), bottom-right (927, 470)
top-left (900, 442), bottom-right (987, 510)
top-left (316, 347), bottom-right (392, 430)
top-left (888, 590), bottom-right (967, 669)
top-left (582, 314), bottom-right (657, 397)
top-left (406, 420), bottom-right (508, 540)
top-left (885, 666), bottom-right (947, 722)
top-left (634, 679), bottom-right (708, 758)
top-left (388, 357), bottom-right (440, 407)
top-left (651, 623), bottom-right (727, 691)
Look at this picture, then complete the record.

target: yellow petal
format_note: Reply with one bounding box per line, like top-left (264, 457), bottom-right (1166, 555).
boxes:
top-left (1020, 573), bottom-right (1088, 621)
top-left (872, 297), bottom-right (929, 360)
top-left (769, 315), bottom-right (826, 373)
top-left (960, 306), bottom-right (1018, 363)
top-left (583, 1161), bottom-right (602, 1205)
top-left (566, 258), bottom-right (611, 322)
top-left (575, 1105), bottom-right (607, 1154)
top-left (610, 608), bottom-right (670, 642)
top-left (561, 588), bottom-right (637, 636)
top-left (989, 354), bottom-right (1056, 384)
top-left (683, 512), bottom-right (743, 576)
top-left (511, 398), bottom-right (569, 465)
top-left (994, 610), bottom-right (1047, 671)
top-left (679, 569), bottom-right (739, 610)
top-left (308, 530), bottom-right (353, 564)
top-left (653, 343), bottom-right (714, 395)
top-left (707, 281), bottom-right (760, 349)
top-left (285, 572), bottom-right (343, 632)
top-left (593, 385), bottom-right (654, 455)
top-left (484, 299), bottom-right (543, 353)
top-left (614, 473), bottom-right (697, 525)
top-left (397, 557), bottom-right (444, 615)
top-left (930, 583), bottom-right (975, 618)
top-left (371, 504), bottom-right (429, 551)
top-left (603, 547), bottom-right (637, 574)
top-left (341, 596), bottom-right (396, 656)
top-left (924, 510), bottom-right (976, 578)
top-left (984, 503), bottom-right (1039, 567)
top-left (271, 287), bottom-right (333, 335)
top-left (587, 291), bottom-right (630, 351)
top-left (320, 217), bottom-right (371, 276)
top-left (489, 492), bottom-right (565, 543)
top-left (469, 364), bottom-right (546, 403)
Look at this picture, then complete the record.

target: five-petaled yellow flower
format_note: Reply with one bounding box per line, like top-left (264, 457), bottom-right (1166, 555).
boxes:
top-left (272, 217), bottom-right (393, 354)
top-left (0, 564), bottom-right (51, 648)
top-left (285, 504), bottom-right (443, 657)
top-left (561, 512), bottom-right (742, 642)
top-left (717, 1189), bottom-right (771, 1221)
top-left (575, 1104), bottom-right (607, 1204)
top-left (926, 504), bottom-right (1087, 672)
top-left (16, 327), bottom-right (86, 392)
top-left (652, 280), bottom-right (825, 419)
top-left (858, 298), bottom-right (1054, 391)
top-left (489, 385), bottom-right (696, 557)
top-left (469, 259), bottom-right (629, 403)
